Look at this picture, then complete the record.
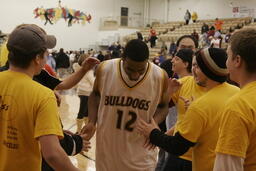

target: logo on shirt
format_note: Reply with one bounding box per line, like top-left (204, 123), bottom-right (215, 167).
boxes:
top-left (104, 96), bottom-right (151, 111)
top-left (0, 95), bottom-right (17, 121)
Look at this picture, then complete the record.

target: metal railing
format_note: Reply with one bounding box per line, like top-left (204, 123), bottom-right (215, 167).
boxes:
top-left (99, 16), bottom-right (164, 29)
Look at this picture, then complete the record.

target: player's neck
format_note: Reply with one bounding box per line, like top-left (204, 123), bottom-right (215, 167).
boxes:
top-left (205, 80), bottom-right (221, 91)
top-left (178, 70), bottom-right (192, 78)
top-left (9, 65), bottom-right (34, 78)
top-left (238, 71), bottom-right (256, 88)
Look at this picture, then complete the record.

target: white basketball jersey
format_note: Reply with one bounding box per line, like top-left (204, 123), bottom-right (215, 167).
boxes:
top-left (96, 58), bottom-right (165, 171)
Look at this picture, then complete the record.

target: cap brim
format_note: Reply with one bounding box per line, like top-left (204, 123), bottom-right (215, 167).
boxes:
top-left (46, 35), bottom-right (56, 49)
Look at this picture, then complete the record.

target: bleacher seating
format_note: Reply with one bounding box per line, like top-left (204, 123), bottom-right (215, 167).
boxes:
top-left (123, 17), bottom-right (252, 59)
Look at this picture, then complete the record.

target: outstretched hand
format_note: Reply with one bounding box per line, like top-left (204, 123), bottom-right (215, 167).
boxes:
top-left (80, 122), bottom-right (96, 141)
top-left (79, 134), bottom-right (91, 152)
top-left (135, 118), bottom-right (159, 138)
top-left (168, 78), bottom-right (182, 95)
top-left (81, 57), bottom-right (100, 71)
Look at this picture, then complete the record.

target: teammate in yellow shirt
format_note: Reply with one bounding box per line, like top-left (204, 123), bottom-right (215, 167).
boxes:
top-left (214, 28), bottom-right (256, 171)
top-left (0, 24), bottom-right (81, 171)
top-left (136, 48), bottom-right (239, 171)
top-left (0, 41), bottom-right (8, 67)
top-left (158, 35), bottom-right (198, 171)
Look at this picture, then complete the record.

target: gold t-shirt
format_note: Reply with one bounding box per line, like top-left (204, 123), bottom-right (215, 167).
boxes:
top-left (177, 82), bottom-right (239, 171)
top-left (172, 76), bottom-right (207, 161)
top-left (216, 81), bottom-right (256, 171)
top-left (0, 70), bottom-right (63, 171)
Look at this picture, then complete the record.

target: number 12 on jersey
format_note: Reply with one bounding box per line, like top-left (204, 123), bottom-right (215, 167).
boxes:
top-left (116, 109), bottom-right (137, 132)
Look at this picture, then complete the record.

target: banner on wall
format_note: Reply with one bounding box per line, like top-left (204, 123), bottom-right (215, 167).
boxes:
top-left (33, 0), bottom-right (92, 27)
top-left (232, 6), bottom-right (255, 18)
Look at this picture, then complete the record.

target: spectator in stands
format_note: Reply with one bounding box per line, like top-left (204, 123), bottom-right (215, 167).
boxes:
top-left (191, 12), bottom-right (198, 23)
top-left (161, 41), bottom-right (167, 50)
top-left (0, 30), bottom-right (7, 45)
top-left (97, 51), bottom-right (105, 62)
top-left (149, 27), bottom-right (157, 48)
top-left (214, 18), bottom-right (223, 32)
top-left (210, 36), bottom-right (222, 48)
top-left (73, 54), bottom-right (95, 134)
top-left (104, 50), bottom-right (112, 60)
top-left (46, 51), bottom-right (56, 71)
top-left (55, 48), bottom-right (70, 78)
top-left (136, 31), bottom-right (143, 40)
top-left (169, 40), bottom-right (177, 56)
top-left (108, 43), bottom-right (116, 51)
top-left (0, 40), bottom-right (8, 67)
top-left (235, 23), bottom-right (244, 30)
top-left (184, 10), bottom-right (191, 25)
top-left (224, 30), bottom-right (232, 43)
top-left (191, 29), bottom-right (199, 42)
top-left (109, 42), bottom-right (121, 58)
top-left (69, 51), bottom-right (76, 65)
top-left (214, 30), bottom-right (221, 39)
top-left (201, 23), bottom-right (209, 34)
top-left (208, 25), bottom-right (215, 37)
top-left (153, 53), bottom-right (164, 66)
top-left (116, 41), bottom-right (122, 51)
top-left (207, 26), bottom-right (215, 46)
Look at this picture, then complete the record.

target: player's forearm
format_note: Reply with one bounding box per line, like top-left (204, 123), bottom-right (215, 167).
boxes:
top-left (40, 135), bottom-right (80, 171)
top-left (44, 146), bottom-right (80, 171)
top-left (150, 130), bottom-right (195, 156)
top-left (88, 91), bottom-right (100, 125)
top-left (55, 68), bottom-right (88, 90)
top-left (153, 104), bottom-right (169, 124)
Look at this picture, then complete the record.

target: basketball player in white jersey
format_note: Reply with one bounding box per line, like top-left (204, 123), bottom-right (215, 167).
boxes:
top-left (82, 39), bottom-right (169, 171)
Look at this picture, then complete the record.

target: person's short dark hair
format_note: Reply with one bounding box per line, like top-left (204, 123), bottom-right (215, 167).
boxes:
top-left (59, 48), bottom-right (64, 53)
top-left (176, 48), bottom-right (194, 73)
top-left (230, 28), bottom-right (256, 73)
top-left (8, 50), bottom-right (45, 69)
top-left (7, 24), bottom-right (56, 68)
top-left (123, 39), bottom-right (149, 62)
top-left (176, 35), bottom-right (198, 48)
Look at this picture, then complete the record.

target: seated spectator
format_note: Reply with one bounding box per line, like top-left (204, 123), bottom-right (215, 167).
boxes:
top-left (201, 23), bottom-right (209, 34)
top-left (97, 51), bottom-right (105, 62)
top-left (136, 31), bottom-right (143, 40)
top-left (214, 18), bottom-right (223, 32)
top-left (191, 29), bottom-right (199, 42)
top-left (169, 40), bottom-right (177, 56)
top-left (210, 36), bottom-right (222, 48)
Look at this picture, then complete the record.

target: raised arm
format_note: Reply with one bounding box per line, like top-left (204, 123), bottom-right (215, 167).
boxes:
top-left (55, 57), bottom-right (99, 90)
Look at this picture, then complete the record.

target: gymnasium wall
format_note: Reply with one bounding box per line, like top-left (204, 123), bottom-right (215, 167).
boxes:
top-left (150, 0), bottom-right (256, 22)
top-left (0, 0), bottom-right (144, 50)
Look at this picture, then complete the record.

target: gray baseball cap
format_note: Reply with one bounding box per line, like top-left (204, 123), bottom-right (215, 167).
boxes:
top-left (7, 24), bottom-right (56, 55)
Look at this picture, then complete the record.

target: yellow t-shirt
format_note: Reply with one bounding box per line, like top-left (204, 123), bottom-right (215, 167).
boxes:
top-left (0, 70), bottom-right (63, 171)
top-left (216, 81), bottom-right (256, 171)
top-left (177, 82), bottom-right (239, 171)
top-left (0, 42), bottom-right (8, 67)
top-left (172, 76), bottom-right (207, 161)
